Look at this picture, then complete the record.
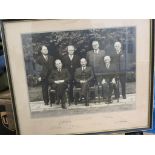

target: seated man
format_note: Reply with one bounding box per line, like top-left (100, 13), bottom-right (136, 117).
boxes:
top-left (101, 56), bottom-right (119, 103)
top-left (75, 58), bottom-right (94, 106)
top-left (49, 59), bottom-right (70, 109)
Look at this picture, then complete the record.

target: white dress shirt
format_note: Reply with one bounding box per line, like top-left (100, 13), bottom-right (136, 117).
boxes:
top-left (43, 55), bottom-right (48, 61)
top-left (69, 55), bottom-right (74, 61)
top-left (94, 49), bottom-right (99, 54)
top-left (82, 66), bottom-right (86, 71)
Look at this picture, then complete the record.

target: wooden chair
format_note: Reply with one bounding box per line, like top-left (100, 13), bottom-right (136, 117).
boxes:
top-left (49, 87), bottom-right (70, 106)
top-left (73, 84), bottom-right (100, 105)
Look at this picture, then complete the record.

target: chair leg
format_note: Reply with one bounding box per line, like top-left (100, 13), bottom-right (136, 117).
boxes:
top-left (117, 98), bottom-right (119, 103)
top-left (65, 91), bottom-right (69, 106)
top-left (85, 93), bottom-right (89, 106)
top-left (92, 91), bottom-right (96, 103)
top-left (73, 92), bottom-right (78, 105)
top-left (98, 86), bottom-right (100, 103)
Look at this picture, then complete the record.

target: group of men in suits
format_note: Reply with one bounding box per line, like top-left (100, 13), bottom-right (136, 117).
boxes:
top-left (35, 40), bottom-right (126, 109)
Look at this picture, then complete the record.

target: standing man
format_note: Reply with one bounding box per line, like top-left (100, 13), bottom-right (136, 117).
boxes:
top-left (36, 45), bottom-right (54, 105)
top-left (86, 40), bottom-right (105, 84)
top-left (75, 58), bottom-right (94, 106)
top-left (101, 56), bottom-right (119, 103)
top-left (61, 45), bottom-right (80, 103)
top-left (49, 59), bottom-right (70, 109)
top-left (112, 41), bottom-right (126, 99)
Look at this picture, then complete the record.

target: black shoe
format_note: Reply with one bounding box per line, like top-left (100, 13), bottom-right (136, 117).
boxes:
top-left (85, 102), bottom-right (89, 106)
top-left (104, 98), bottom-right (113, 104)
top-left (74, 101), bottom-right (78, 105)
top-left (85, 97), bottom-right (89, 106)
top-left (123, 96), bottom-right (126, 99)
top-left (108, 99), bottom-right (113, 103)
top-left (116, 98), bottom-right (119, 102)
top-left (80, 96), bottom-right (85, 101)
top-left (103, 97), bottom-right (107, 101)
top-left (55, 100), bottom-right (60, 105)
top-left (45, 103), bottom-right (48, 105)
top-left (105, 102), bottom-right (109, 104)
top-left (70, 99), bottom-right (74, 103)
top-left (62, 104), bottom-right (67, 109)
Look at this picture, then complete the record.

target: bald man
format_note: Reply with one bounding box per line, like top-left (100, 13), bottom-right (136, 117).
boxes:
top-left (36, 45), bottom-right (54, 105)
top-left (49, 59), bottom-right (70, 109)
top-left (75, 58), bottom-right (94, 106)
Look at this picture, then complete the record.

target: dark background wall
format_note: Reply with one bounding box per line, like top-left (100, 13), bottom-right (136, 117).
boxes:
top-left (21, 27), bottom-right (136, 78)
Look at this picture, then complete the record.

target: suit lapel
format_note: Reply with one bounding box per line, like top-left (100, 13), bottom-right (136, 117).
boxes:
top-left (67, 55), bottom-right (71, 62)
top-left (41, 55), bottom-right (48, 65)
top-left (68, 55), bottom-right (75, 62)
top-left (72, 55), bottom-right (75, 62)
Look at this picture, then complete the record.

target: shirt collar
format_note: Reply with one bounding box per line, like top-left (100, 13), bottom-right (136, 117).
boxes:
top-left (43, 54), bottom-right (48, 61)
top-left (94, 49), bottom-right (99, 54)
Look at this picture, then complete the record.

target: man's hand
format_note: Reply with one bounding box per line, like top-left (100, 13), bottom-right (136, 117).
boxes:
top-left (54, 80), bottom-right (64, 84)
top-left (101, 79), bottom-right (106, 85)
top-left (59, 80), bottom-right (64, 83)
top-left (38, 77), bottom-right (41, 82)
top-left (112, 78), bottom-right (116, 84)
top-left (80, 80), bottom-right (87, 83)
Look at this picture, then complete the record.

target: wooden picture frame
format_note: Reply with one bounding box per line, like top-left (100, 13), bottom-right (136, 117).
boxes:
top-left (1, 19), bottom-right (154, 134)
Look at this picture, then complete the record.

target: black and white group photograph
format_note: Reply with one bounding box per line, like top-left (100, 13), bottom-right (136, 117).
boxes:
top-left (22, 27), bottom-right (136, 117)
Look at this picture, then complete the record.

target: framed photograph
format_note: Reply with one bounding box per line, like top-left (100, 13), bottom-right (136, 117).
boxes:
top-left (1, 19), bottom-right (153, 134)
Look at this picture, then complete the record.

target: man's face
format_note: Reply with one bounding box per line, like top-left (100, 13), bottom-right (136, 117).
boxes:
top-left (104, 57), bottom-right (111, 64)
top-left (114, 42), bottom-right (121, 53)
top-left (80, 59), bottom-right (87, 67)
top-left (67, 46), bottom-right (75, 55)
top-left (55, 60), bottom-right (62, 69)
top-left (41, 46), bottom-right (48, 55)
top-left (92, 41), bottom-right (99, 50)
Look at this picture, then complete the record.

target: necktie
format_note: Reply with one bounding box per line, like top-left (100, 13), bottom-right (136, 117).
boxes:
top-left (106, 64), bottom-right (110, 69)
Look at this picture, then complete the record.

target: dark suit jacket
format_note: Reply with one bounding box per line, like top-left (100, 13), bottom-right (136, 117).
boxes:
top-left (36, 55), bottom-right (54, 80)
top-left (75, 66), bottom-right (94, 83)
top-left (110, 51), bottom-right (126, 75)
top-left (48, 68), bottom-right (70, 84)
top-left (61, 54), bottom-right (80, 79)
top-left (86, 49), bottom-right (105, 74)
